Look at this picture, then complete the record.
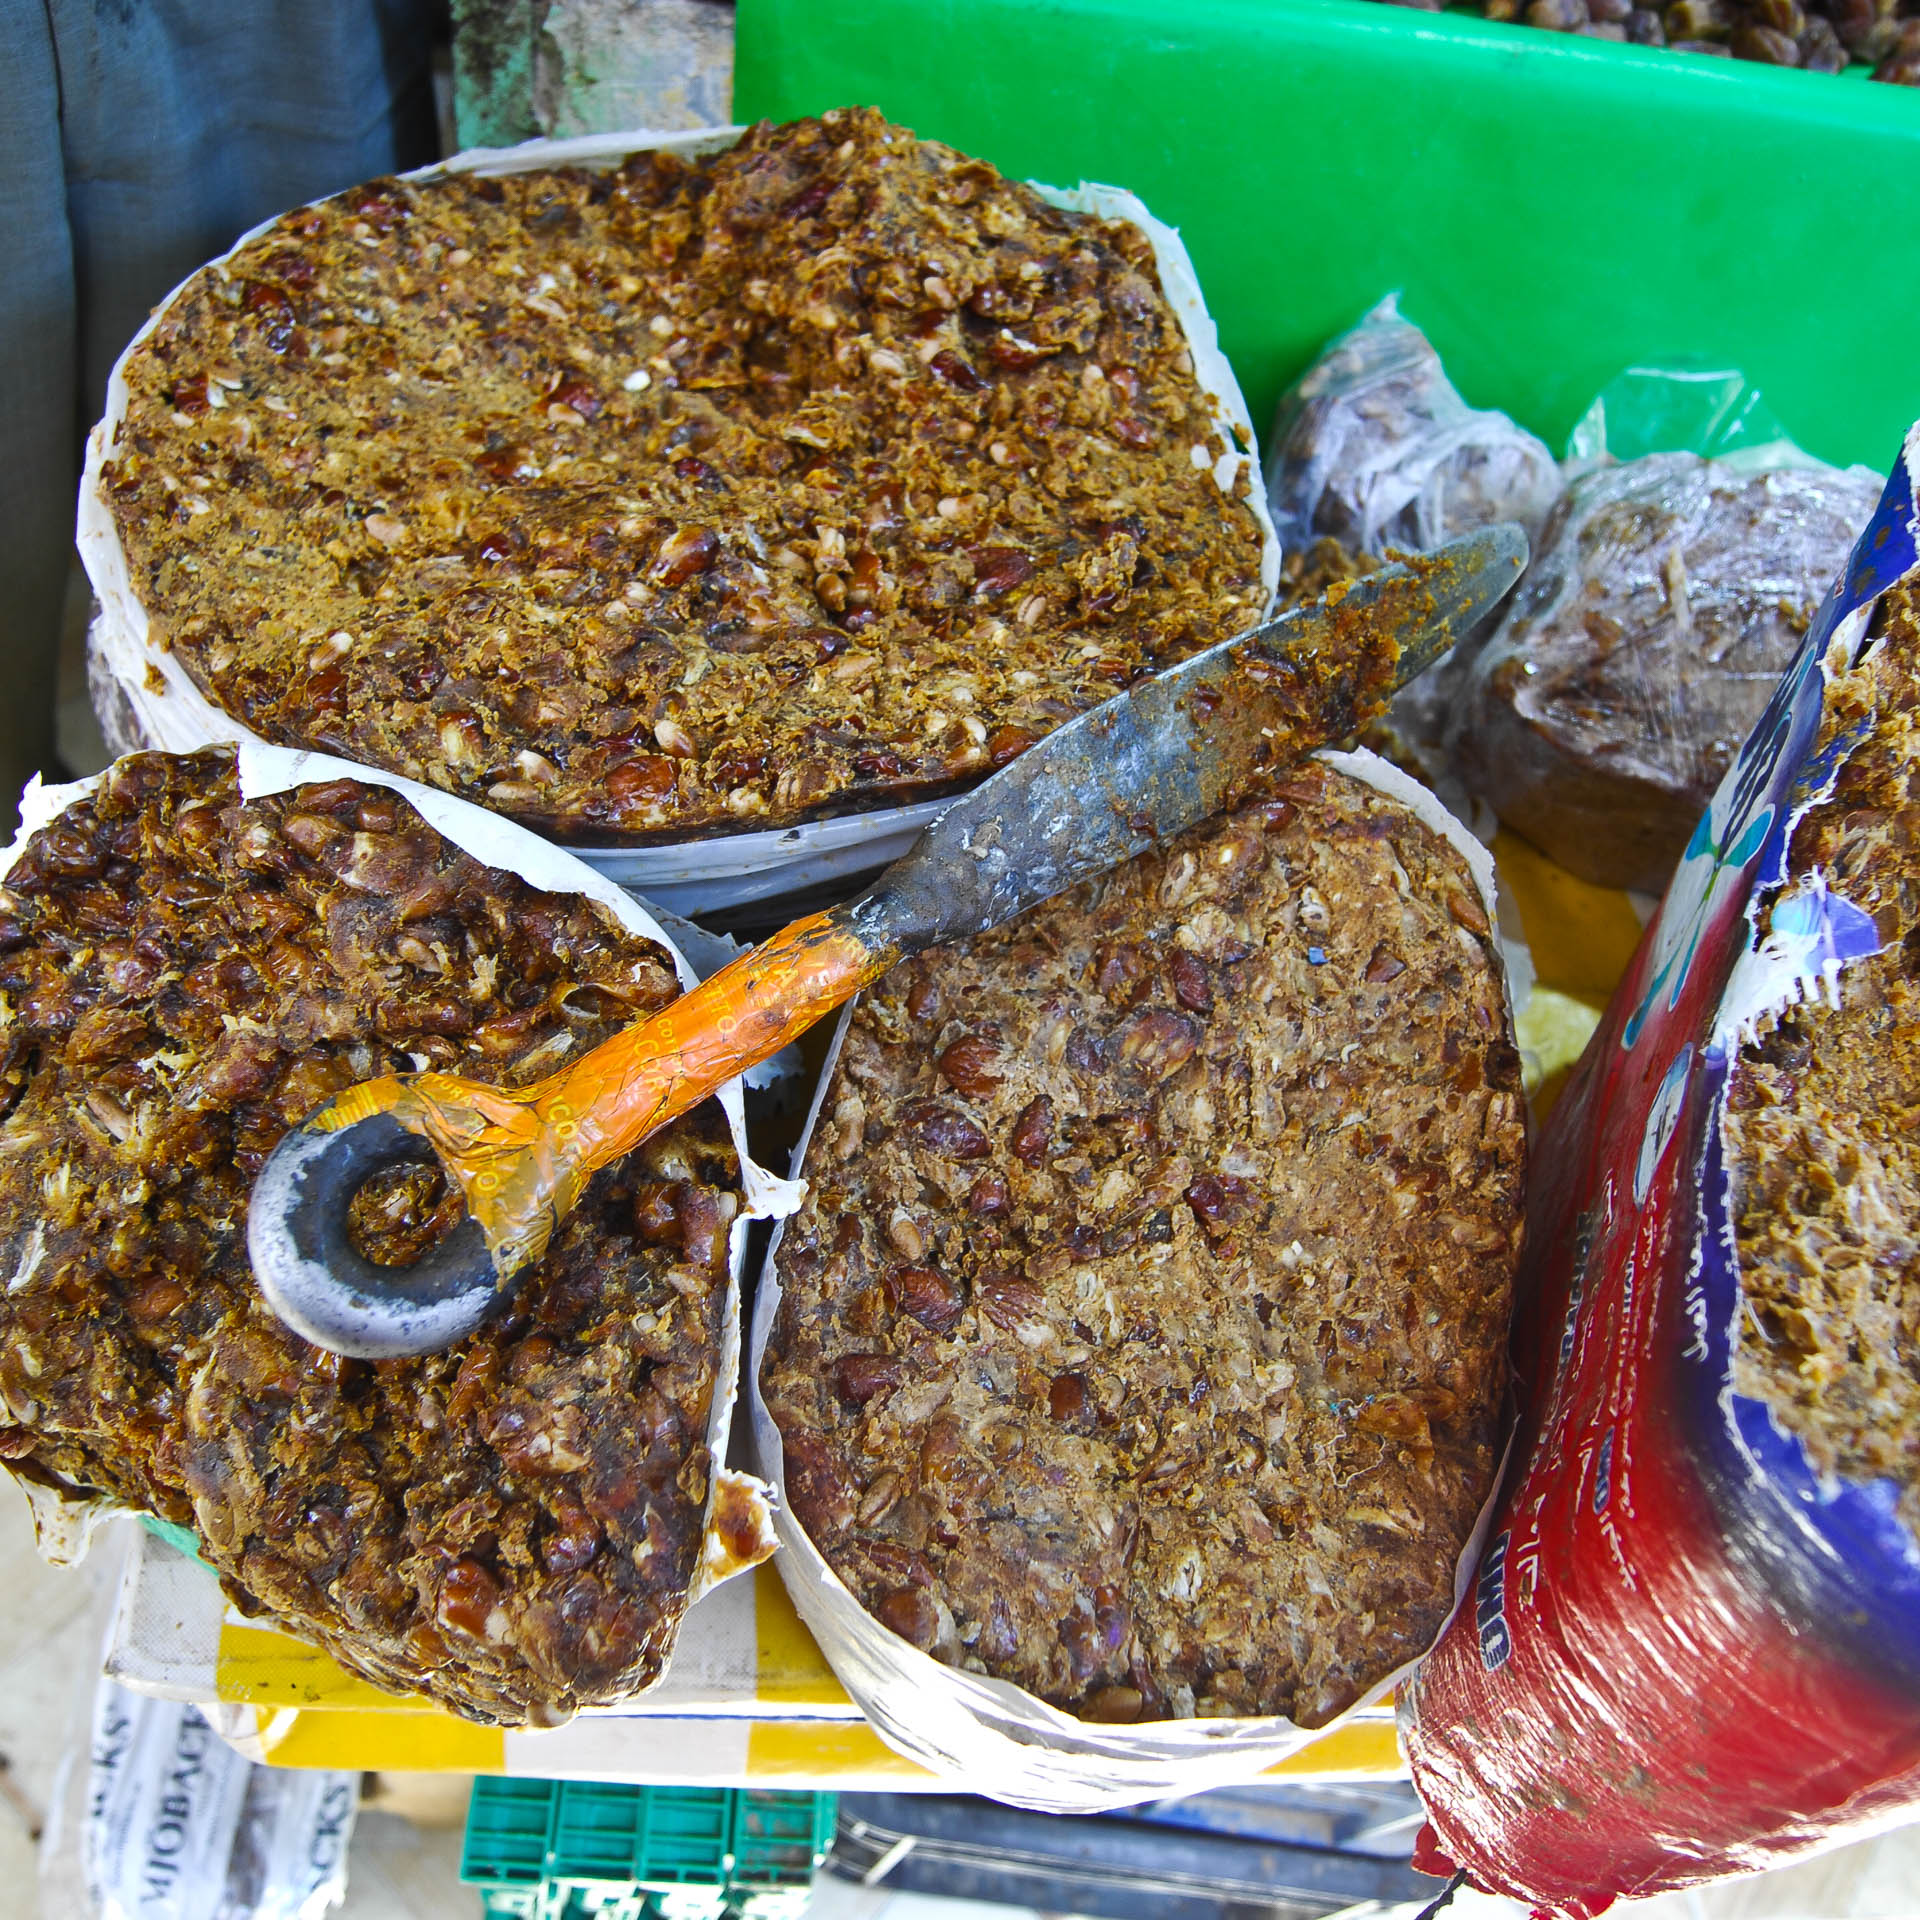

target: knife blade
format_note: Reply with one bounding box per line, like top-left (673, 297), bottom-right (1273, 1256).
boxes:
top-left (249, 522), bottom-right (1526, 1355)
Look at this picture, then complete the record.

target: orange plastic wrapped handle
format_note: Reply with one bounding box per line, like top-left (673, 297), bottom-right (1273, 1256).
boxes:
top-left (317, 908), bottom-right (891, 1273)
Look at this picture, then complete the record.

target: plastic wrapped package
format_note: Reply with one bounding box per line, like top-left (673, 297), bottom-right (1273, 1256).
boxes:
top-left (1263, 296), bottom-right (1560, 561)
top-left (78, 125), bottom-right (1278, 916)
top-left (1401, 429), bottom-right (1920, 1914)
top-left (749, 747), bottom-right (1517, 1813)
top-left (82, 1679), bottom-right (356, 1920)
top-left (1452, 374), bottom-right (1884, 895)
top-left (1263, 299), bottom-right (1559, 794)
top-left (1452, 456), bottom-right (1884, 895)
top-left (39, 1536), bottom-right (356, 1920)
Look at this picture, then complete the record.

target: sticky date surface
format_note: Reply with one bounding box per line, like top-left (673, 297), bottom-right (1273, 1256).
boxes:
top-left (0, 750), bottom-right (740, 1725)
top-left (762, 766), bottom-right (1525, 1727)
top-left (103, 110), bottom-right (1265, 842)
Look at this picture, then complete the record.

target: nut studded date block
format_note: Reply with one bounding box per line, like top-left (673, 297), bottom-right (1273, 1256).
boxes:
top-left (101, 110), bottom-right (1266, 843)
top-left (1727, 582), bottom-right (1920, 1539)
top-left (762, 762), bottom-right (1525, 1727)
top-left (0, 750), bottom-right (740, 1725)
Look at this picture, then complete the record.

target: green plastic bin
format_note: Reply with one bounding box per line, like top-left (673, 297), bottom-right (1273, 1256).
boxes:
top-left (460, 1781), bottom-right (836, 1920)
top-left (736, 0), bottom-right (1920, 471)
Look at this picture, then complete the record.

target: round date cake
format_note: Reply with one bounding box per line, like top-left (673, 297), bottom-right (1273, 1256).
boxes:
top-left (760, 761), bottom-right (1525, 1727)
top-left (0, 749), bottom-right (747, 1724)
top-left (93, 109), bottom-right (1269, 844)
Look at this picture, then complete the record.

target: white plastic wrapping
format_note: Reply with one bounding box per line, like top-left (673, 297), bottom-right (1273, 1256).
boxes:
top-left (747, 747), bottom-right (1509, 1812)
top-left (0, 745), bottom-right (797, 1649)
top-left (79, 128), bottom-right (1279, 913)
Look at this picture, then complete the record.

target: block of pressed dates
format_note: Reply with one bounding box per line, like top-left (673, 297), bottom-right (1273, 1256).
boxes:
top-left (0, 747), bottom-right (775, 1726)
top-left (1726, 579), bottom-right (1920, 1535)
top-left (87, 110), bottom-right (1270, 846)
top-left (759, 759), bottom-right (1525, 1745)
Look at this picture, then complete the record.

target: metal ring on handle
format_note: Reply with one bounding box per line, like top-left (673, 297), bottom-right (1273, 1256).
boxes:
top-left (247, 1110), bottom-right (504, 1358)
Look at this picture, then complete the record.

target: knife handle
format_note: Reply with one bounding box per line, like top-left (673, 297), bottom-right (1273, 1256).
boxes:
top-left (252, 903), bottom-right (901, 1353)
top-left (528, 904), bottom-right (894, 1176)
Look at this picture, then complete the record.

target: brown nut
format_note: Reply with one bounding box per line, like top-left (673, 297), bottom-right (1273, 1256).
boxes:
top-left (1186, 1172), bottom-right (1257, 1227)
top-left (1797, 16), bottom-right (1846, 67)
top-left (898, 1098), bottom-right (991, 1160)
top-left (985, 725), bottom-right (1037, 769)
top-left (1009, 1095), bottom-right (1054, 1167)
top-left (437, 1558), bottom-right (503, 1641)
top-left (928, 349), bottom-right (986, 393)
top-left (971, 547), bottom-right (1034, 597)
top-left (1094, 941), bottom-right (1152, 1009)
top-left (968, 1172), bottom-right (1011, 1216)
top-left (874, 1585), bottom-right (940, 1649)
top-left (831, 1352), bottom-right (904, 1407)
top-left (938, 1033), bottom-right (1003, 1097)
top-left (1731, 21), bottom-right (1801, 59)
top-left (1049, 1372), bottom-right (1090, 1423)
top-left (895, 1265), bottom-right (965, 1335)
top-left (1168, 949), bottom-right (1214, 1014)
top-left (976, 1268), bottom-right (1044, 1331)
top-left (650, 525), bottom-right (719, 586)
top-left (1112, 1009), bottom-right (1199, 1081)
top-left (1664, 0), bottom-right (1734, 35)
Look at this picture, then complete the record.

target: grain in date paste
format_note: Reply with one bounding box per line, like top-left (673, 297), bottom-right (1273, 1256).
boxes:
top-left (102, 109), bottom-right (1267, 843)
top-left (762, 763), bottom-right (1525, 1727)
top-left (1727, 583), bottom-right (1920, 1541)
top-left (0, 750), bottom-right (740, 1725)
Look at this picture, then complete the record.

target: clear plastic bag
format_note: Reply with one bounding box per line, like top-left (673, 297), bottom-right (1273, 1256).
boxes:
top-left (1451, 372), bottom-right (1884, 895)
top-left (1263, 295), bottom-right (1560, 559)
top-left (1263, 300), bottom-right (1559, 801)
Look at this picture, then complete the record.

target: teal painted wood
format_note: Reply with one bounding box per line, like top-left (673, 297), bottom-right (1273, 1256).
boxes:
top-left (451, 0), bottom-right (543, 148)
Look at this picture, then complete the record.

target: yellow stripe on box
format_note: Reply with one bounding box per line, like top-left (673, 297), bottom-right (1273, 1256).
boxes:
top-left (744, 1714), bottom-right (1403, 1785)
top-left (1264, 1719), bottom-right (1404, 1778)
top-left (752, 1566), bottom-right (854, 1706)
top-left (244, 1701), bottom-right (1399, 1782)
top-left (747, 1719), bottom-right (937, 1780)
top-left (253, 1706), bottom-right (507, 1773)
top-left (217, 1621), bottom-right (442, 1713)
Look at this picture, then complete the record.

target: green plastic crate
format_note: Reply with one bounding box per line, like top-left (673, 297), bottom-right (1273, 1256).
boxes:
top-left (479, 1892), bottom-right (658, 1920)
top-left (461, 1782), bottom-right (836, 1920)
top-left (725, 1791), bottom-right (838, 1920)
top-left (737, 0), bottom-right (1920, 473)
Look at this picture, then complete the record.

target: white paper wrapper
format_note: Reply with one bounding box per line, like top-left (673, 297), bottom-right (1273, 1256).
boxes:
top-left (79, 126), bottom-right (1280, 914)
top-left (81, 1675), bottom-right (357, 1920)
top-left (0, 745), bottom-right (798, 1688)
top-left (747, 748), bottom-right (1508, 1811)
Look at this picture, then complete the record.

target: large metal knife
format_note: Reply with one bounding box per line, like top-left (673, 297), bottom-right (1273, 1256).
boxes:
top-left (249, 523), bottom-right (1527, 1357)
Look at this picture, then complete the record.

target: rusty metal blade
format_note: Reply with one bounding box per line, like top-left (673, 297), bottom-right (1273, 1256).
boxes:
top-left (846, 522), bottom-right (1527, 951)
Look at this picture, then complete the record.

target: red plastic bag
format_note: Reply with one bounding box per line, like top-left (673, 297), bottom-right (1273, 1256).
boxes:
top-left (1401, 428), bottom-right (1920, 1915)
